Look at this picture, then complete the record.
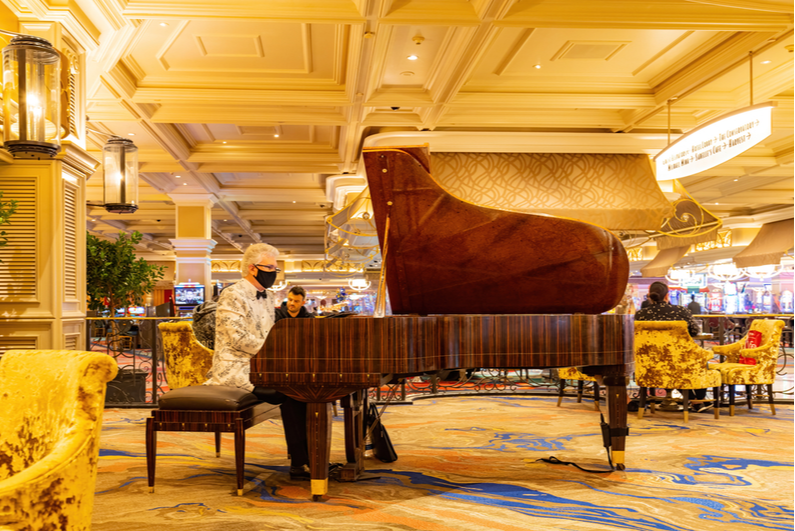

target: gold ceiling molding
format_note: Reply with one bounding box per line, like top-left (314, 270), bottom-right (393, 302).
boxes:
top-left (626, 247), bottom-right (645, 262)
top-left (301, 260), bottom-right (362, 274)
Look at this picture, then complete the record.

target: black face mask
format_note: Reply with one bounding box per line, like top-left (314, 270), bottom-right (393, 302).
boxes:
top-left (254, 268), bottom-right (277, 289)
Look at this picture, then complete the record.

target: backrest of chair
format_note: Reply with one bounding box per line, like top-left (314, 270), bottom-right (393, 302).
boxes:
top-left (0, 350), bottom-right (118, 480)
top-left (634, 321), bottom-right (710, 389)
top-left (747, 319), bottom-right (785, 381)
top-left (158, 321), bottom-right (214, 389)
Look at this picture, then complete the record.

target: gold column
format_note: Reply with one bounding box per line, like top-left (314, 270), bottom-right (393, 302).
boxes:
top-left (168, 194), bottom-right (217, 298)
top-left (0, 143), bottom-right (99, 352)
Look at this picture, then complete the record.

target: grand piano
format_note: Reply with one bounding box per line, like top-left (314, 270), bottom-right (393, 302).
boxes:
top-left (251, 145), bottom-right (633, 500)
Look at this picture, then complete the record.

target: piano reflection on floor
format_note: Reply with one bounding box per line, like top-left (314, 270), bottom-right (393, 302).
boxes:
top-left (251, 145), bottom-right (633, 500)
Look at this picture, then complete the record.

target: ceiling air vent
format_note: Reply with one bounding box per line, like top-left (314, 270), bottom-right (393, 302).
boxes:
top-left (551, 41), bottom-right (630, 61)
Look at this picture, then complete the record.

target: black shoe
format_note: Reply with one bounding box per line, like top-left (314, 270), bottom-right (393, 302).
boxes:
top-left (691, 402), bottom-right (713, 413)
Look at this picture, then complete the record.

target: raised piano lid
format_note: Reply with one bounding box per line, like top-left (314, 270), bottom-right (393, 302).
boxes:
top-left (362, 145), bottom-right (629, 315)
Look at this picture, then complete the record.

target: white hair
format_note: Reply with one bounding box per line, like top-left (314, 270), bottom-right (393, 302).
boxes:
top-left (241, 243), bottom-right (280, 277)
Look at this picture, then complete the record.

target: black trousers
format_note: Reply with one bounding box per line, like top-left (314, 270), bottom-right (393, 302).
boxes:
top-left (252, 387), bottom-right (308, 467)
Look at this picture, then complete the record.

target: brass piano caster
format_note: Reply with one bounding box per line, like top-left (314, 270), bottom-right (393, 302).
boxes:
top-left (312, 494), bottom-right (322, 502)
top-left (616, 463), bottom-right (626, 471)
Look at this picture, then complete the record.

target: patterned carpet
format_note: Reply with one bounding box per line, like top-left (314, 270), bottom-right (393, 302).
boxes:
top-left (92, 396), bottom-right (794, 530)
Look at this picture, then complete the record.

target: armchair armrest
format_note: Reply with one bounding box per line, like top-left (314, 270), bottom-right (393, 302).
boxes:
top-left (712, 341), bottom-right (742, 362)
top-left (738, 342), bottom-right (778, 360)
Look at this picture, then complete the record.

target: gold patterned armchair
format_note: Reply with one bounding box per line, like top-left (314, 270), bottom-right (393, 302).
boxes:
top-left (0, 350), bottom-right (118, 530)
top-left (158, 321), bottom-right (214, 389)
top-left (634, 321), bottom-right (721, 422)
top-left (711, 319), bottom-right (784, 416)
top-left (556, 367), bottom-right (600, 410)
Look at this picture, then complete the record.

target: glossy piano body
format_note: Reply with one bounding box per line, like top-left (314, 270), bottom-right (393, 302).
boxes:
top-left (251, 145), bottom-right (634, 499)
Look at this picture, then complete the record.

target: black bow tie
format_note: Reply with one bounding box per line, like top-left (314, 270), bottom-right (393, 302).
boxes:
top-left (256, 290), bottom-right (268, 300)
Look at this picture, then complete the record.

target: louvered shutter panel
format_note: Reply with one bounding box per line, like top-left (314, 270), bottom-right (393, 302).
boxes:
top-left (0, 337), bottom-right (38, 358)
top-left (64, 182), bottom-right (78, 300)
top-left (0, 177), bottom-right (37, 299)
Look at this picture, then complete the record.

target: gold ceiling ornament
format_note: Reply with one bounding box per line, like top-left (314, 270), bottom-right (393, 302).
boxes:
top-left (211, 260), bottom-right (242, 272)
top-left (626, 247), bottom-right (644, 262)
top-left (693, 230), bottom-right (732, 252)
top-left (300, 260), bottom-right (363, 274)
top-left (655, 180), bottom-right (722, 250)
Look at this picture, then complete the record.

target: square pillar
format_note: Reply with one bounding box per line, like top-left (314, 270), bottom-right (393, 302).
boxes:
top-left (168, 194), bottom-right (218, 298)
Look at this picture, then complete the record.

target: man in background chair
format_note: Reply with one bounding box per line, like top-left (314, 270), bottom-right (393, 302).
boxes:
top-left (635, 281), bottom-right (711, 412)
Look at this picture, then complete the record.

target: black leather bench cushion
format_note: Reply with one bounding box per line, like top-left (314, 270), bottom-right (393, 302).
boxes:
top-left (158, 385), bottom-right (259, 411)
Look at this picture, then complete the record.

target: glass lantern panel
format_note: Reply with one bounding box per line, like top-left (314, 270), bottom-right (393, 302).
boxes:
top-left (2, 46), bottom-right (60, 145)
top-left (103, 143), bottom-right (138, 207)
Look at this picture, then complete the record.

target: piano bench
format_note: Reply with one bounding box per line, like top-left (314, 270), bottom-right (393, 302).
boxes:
top-left (145, 386), bottom-right (281, 496)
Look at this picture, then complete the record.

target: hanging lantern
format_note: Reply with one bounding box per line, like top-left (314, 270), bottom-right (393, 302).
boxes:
top-left (2, 34), bottom-right (61, 157)
top-left (102, 137), bottom-right (138, 214)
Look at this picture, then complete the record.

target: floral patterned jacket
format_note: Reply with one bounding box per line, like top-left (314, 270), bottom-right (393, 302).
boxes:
top-left (203, 279), bottom-right (275, 391)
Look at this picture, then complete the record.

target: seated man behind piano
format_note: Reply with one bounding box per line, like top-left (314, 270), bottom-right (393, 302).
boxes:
top-left (203, 243), bottom-right (312, 480)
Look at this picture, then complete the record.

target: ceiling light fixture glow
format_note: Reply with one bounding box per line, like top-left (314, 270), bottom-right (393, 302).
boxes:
top-left (760, 60), bottom-right (771, 64)
top-left (183, 182), bottom-right (187, 186)
top-left (274, 134), bottom-right (280, 138)
top-left (160, 22), bottom-right (169, 27)
top-left (175, 175), bottom-right (181, 178)
top-left (407, 55), bottom-right (418, 60)
top-left (128, 133), bottom-right (135, 136)
top-left (534, 64), bottom-right (541, 69)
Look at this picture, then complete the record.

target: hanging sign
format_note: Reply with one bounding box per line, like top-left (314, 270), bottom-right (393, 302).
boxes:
top-left (654, 102), bottom-right (776, 181)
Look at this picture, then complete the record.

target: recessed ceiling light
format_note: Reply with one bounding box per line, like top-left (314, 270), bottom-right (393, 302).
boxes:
top-left (274, 134), bottom-right (280, 138)
top-left (183, 182), bottom-right (187, 186)
top-left (160, 22), bottom-right (169, 27)
top-left (222, 141), bottom-right (227, 144)
top-left (292, 201), bottom-right (296, 203)
top-left (760, 60), bottom-right (771, 64)
top-left (128, 133), bottom-right (135, 136)
top-left (734, 179), bottom-right (738, 181)
top-left (534, 64), bottom-right (541, 69)
top-left (407, 55), bottom-right (418, 61)
top-left (224, 219), bottom-right (227, 222)
top-left (175, 175), bottom-right (181, 178)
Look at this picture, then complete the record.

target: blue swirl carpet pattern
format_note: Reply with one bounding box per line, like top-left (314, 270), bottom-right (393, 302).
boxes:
top-left (92, 396), bottom-right (793, 530)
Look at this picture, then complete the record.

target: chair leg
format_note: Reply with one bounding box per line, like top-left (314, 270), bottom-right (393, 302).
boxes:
top-left (638, 387), bottom-right (646, 419)
top-left (766, 384), bottom-right (776, 415)
top-left (745, 385), bottom-right (753, 410)
top-left (332, 400), bottom-right (339, 418)
top-left (215, 430), bottom-right (222, 458)
top-left (729, 385), bottom-right (736, 416)
top-left (234, 418), bottom-right (245, 496)
top-left (557, 378), bottom-right (565, 407)
top-left (146, 417), bottom-right (156, 493)
top-left (577, 380), bottom-right (584, 403)
top-left (593, 382), bottom-right (600, 411)
top-left (682, 392), bottom-right (689, 423)
top-left (649, 388), bottom-right (657, 415)
top-left (713, 386), bottom-right (721, 420)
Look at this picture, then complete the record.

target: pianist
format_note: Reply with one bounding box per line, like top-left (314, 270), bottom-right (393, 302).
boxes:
top-left (204, 243), bottom-right (311, 480)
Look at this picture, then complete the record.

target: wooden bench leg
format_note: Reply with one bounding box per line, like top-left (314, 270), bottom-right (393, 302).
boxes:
top-left (713, 386), bottom-right (720, 419)
top-left (215, 431), bottom-right (221, 458)
top-left (234, 418), bottom-right (245, 496)
top-left (729, 385), bottom-right (736, 416)
top-left (146, 417), bottom-right (156, 493)
top-left (556, 378), bottom-right (565, 407)
top-left (745, 384), bottom-right (753, 410)
top-left (577, 380), bottom-right (584, 403)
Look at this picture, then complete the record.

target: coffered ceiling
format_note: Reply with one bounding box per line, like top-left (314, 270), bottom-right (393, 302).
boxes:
top-left (4, 0), bottom-right (792, 262)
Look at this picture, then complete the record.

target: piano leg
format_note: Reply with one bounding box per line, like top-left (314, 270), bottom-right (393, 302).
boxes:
top-left (306, 402), bottom-right (332, 501)
top-left (340, 390), bottom-right (365, 481)
top-left (603, 374), bottom-right (629, 471)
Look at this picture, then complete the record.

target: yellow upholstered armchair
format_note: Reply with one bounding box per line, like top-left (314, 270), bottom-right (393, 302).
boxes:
top-left (711, 319), bottom-right (784, 416)
top-left (634, 321), bottom-right (721, 422)
top-left (0, 350), bottom-right (117, 530)
top-left (556, 367), bottom-right (600, 410)
top-left (158, 321), bottom-right (214, 389)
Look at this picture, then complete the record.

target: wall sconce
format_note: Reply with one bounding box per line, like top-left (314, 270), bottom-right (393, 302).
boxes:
top-left (1, 32), bottom-right (61, 157)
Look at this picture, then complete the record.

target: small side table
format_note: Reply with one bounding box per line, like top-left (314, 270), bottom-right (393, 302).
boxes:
top-left (694, 333), bottom-right (714, 348)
